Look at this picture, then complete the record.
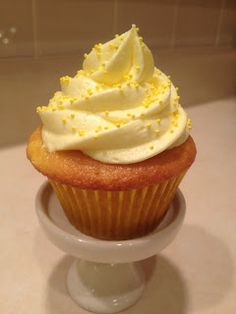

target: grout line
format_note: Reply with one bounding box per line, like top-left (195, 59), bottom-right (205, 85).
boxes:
top-left (215, 0), bottom-right (226, 47)
top-left (32, 0), bottom-right (39, 58)
top-left (1, 46), bottom-right (235, 62)
top-left (113, 0), bottom-right (118, 35)
top-left (170, 0), bottom-right (180, 49)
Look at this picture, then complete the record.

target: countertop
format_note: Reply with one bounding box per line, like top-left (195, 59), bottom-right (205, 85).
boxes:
top-left (0, 97), bottom-right (236, 314)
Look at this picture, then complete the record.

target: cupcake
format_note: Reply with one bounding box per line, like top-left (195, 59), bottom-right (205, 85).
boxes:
top-left (27, 25), bottom-right (196, 240)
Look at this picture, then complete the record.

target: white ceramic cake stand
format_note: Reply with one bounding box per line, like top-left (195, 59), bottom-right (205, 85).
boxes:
top-left (35, 182), bottom-right (186, 314)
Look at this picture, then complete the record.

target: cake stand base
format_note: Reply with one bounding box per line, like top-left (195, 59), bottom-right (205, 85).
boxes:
top-left (67, 260), bottom-right (144, 313)
top-left (36, 182), bottom-right (186, 314)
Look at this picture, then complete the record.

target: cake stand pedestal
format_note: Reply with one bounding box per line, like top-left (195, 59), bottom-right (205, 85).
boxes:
top-left (36, 182), bottom-right (186, 314)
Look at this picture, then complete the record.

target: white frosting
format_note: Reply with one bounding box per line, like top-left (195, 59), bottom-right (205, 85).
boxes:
top-left (37, 25), bottom-right (191, 164)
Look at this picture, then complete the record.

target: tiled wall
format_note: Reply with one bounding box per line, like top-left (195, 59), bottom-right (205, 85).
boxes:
top-left (0, 0), bottom-right (236, 58)
top-left (0, 0), bottom-right (236, 147)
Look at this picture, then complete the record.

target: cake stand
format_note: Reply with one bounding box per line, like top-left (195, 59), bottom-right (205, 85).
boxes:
top-left (35, 182), bottom-right (186, 314)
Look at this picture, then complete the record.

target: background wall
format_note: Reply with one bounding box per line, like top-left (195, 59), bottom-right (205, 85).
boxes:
top-left (0, 0), bottom-right (236, 147)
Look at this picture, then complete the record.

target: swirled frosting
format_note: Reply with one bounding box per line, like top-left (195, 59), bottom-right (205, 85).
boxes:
top-left (37, 25), bottom-right (191, 164)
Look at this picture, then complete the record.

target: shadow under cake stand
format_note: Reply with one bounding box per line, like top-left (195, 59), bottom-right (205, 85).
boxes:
top-left (36, 182), bottom-right (186, 314)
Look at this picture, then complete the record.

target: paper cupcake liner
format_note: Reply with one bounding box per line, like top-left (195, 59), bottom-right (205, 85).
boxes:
top-left (49, 172), bottom-right (186, 240)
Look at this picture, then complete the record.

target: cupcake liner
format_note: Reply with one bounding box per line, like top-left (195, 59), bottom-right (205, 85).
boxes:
top-left (49, 171), bottom-right (186, 240)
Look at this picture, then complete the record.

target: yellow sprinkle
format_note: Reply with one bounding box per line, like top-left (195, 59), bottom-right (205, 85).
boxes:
top-left (155, 129), bottom-right (160, 134)
top-left (176, 87), bottom-right (179, 91)
top-left (170, 129), bottom-right (174, 134)
top-left (71, 126), bottom-right (77, 133)
top-left (115, 34), bottom-right (119, 38)
top-left (79, 130), bottom-right (85, 136)
top-left (135, 65), bottom-right (141, 71)
top-left (174, 96), bottom-right (180, 101)
top-left (105, 111), bottom-right (109, 116)
top-left (187, 118), bottom-right (192, 130)
top-left (58, 104), bottom-right (65, 110)
top-left (139, 36), bottom-right (143, 42)
top-left (140, 113), bottom-right (145, 117)
top-left (124, 73), bottom-right (133, 81)
top-left (70, 113), bottom-right (75, 119)
top-left (149, 145), bottom-right (154, 150)
top-left (93, 135), bottom-right (99, 139)
top-left (76, 70), bottom-right (83, 76)
top-left (134, 82), bottom-right (139, 88)
top-left (84, 53), bottom-right (88, 58)
top-left (126, 112), bottom-right (132, 117)
top-left (95, 127), bottom-right (101, 133)
top-left (36, 106), bottom-right (41, 112)
top-left (116, 123), bottom-right (121, 128)
top-left (94, 43), bottom-right (102, 52)
top-left (172, 109), bottom-right (179, 116)
top-left (131, 114), bottom-right (136, 119)
top-left (156, 118), bottom-right (161, 124)
top-left (62, 118), bottom-right (67, 124)
top-left (52, 107), bottom-right (57, 112)
top-left (104, 126), bottom-right (109, 130)
top-left (146, 123), bottom-right (152, 128)
top-left (60, 76), bottom-right (71, 84)
top-left (87, 89), bottom-right (93, 96)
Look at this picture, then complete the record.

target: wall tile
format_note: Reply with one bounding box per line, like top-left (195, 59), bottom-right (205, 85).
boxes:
top-left (116, 0), bottom-right (177, 48)
top-left (219, 0), bottom-right (236, 47)
top-left (175, 0), bottom-right (221, 47)
top-left (0, 0), bottom-right (34, 58)
top-left (0, 56), bottom-right (81, 147)
top-left (36, 0), bottom-right (114, 56)
top-left (157, 49), bottom-right (236, 106)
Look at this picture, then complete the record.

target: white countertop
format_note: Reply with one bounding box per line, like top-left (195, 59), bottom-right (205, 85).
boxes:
top-left (0, 97), bottom-right (236, 314)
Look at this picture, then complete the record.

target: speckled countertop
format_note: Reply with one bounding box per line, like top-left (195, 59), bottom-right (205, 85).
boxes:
top-left (0, 97), bottom-right (236, 314)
